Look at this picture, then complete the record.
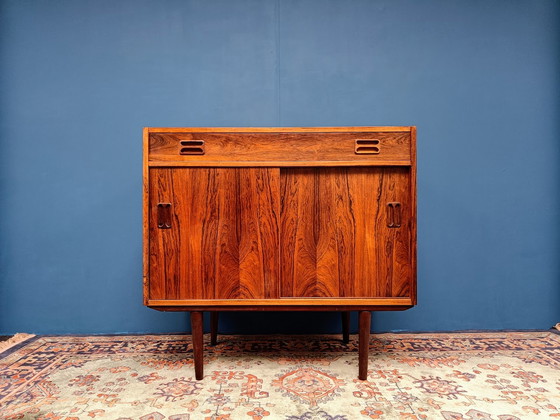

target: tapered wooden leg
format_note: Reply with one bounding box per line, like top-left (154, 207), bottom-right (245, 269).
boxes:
top-left (341, 311), bottom-right (350, 343)
top-left (190, 311), bottom-right (204, 380)
top-left (358, 311), bottom-right (371, 380)
top-left (210, 312), bottom-right (219, 346)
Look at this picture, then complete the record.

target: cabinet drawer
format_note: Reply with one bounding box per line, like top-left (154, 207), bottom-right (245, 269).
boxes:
top-left (148, 131), bottom-right (411, 166)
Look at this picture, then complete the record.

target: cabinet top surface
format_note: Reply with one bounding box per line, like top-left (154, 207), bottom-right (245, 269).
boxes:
top-left (145, 126), bottom-right (414, 133)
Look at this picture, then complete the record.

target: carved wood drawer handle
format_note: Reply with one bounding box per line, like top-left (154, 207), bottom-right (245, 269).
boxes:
top-left (179, 140), bottom-right (205, 155)
top-left (355, 139), bottom-right (380, 154)
top-left (157, 203), bottom-right (172, 229)
top-left (387, 202), bottom-right (401, 228)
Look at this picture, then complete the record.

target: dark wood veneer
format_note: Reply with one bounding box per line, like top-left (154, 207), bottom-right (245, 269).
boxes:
top-left (144, 126), bottom-right (417, 380)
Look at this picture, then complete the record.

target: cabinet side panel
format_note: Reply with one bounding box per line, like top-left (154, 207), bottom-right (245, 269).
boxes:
top-left (143, 128), bottom-right (150, 304)
top-left (410, 126), bottom-right (417, 304)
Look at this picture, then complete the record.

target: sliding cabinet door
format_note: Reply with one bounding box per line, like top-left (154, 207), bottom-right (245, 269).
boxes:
top-left (148, 168), bottom-right (280, 300)
top-left (280, 167), bottom-right (413, 298)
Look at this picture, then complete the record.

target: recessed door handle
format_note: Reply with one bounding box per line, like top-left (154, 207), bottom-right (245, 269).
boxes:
top-left (387, 202), bottom-right (401, 228)
top-left (157, 203), bottom-right (172, 229)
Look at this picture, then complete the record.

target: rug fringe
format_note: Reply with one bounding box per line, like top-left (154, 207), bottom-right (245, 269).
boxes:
top-left (0, 333), bottom-right (35, 354)
top-left (555, 323), bottom-right (560, 331)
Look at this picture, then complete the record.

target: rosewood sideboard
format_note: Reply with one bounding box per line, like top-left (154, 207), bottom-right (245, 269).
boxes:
top-left (143, 126), bottom-right (417, 380)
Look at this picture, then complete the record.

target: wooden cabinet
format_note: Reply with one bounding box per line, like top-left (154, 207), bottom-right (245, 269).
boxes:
top-left (143, 127), bottom-right (417, 380)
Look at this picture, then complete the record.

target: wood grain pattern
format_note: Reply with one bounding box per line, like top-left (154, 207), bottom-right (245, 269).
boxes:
top-left (148, 160), bottom-right (411, 168)
top-left (410, 126), bottom-right (418, 305)
top-left (280, 167), bottom-right (412, 299)
top-left (144, 126), bottom-right (416, 382)
top-left (150, 304), bottom-right (413, 312)
top-left (148, 126), bottom-right (412, 133)
top-left (147, 298), bottom-right (413, 306)
top-left (190, 311), bottom-right (204, 380)
top-left (142, 128), bottom-right (150, 306)
top-left (144, 126), bottom-right (416, 309)
top-left (148, 132), bottom-right (411, 166)
top-left (358, 311), bottom-right (371, 380)
top-left (148, 168), bottom-right (280, 300)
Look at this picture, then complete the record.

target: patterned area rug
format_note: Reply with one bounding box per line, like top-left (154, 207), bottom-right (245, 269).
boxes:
top-left (1, 332), bottom-right (559, 419)
top-left (0, 334), bottom-right (36, 354)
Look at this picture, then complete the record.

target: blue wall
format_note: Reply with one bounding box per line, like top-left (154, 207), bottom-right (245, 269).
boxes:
top-left (1, 0), bottom-right (558, 335)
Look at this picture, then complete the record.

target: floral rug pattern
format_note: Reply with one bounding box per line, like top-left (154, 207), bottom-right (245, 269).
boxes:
top-left (1, 332), bottom-right (559, 419)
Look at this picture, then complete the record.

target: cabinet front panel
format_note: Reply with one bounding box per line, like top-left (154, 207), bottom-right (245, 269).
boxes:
top-left (149, 132), bottom-right (411, 166)
top-left (149, 168), bottom-right (280, 300)
top-left (280, 167), bottom-right (412, 298)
